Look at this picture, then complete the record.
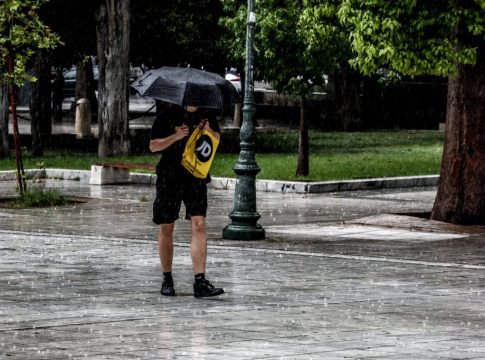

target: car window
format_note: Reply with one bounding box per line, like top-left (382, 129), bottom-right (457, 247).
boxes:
top-left (63, 70), bottom-right (76, 80)
top-left (62, 67), bottom-right (99, 81)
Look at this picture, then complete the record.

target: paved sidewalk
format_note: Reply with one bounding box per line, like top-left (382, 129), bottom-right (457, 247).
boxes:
top-left (1, 179), bottom-right (485, 359)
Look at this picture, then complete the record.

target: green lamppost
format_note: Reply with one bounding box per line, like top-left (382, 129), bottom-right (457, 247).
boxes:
top-left (223, 0), bottom-right (265, 240)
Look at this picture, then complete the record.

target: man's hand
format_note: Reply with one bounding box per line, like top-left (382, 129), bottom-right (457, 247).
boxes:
top-left (174, 123), bottom-right (189, 140)
top-left (149, 123), bottom-right (190, 153)
top-left (198, 119), bottom-right (220, 141)
top-left (198, 119), bottom-right (209, 130)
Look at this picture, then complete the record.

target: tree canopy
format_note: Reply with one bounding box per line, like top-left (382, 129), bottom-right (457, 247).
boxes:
top-left (337, 0), bottom-right (484, 76)
top-left (299, 0), bottom-right (353, 75)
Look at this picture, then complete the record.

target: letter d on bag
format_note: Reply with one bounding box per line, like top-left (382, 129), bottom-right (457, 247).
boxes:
top-left (195, 135), bottom-right (213, 162)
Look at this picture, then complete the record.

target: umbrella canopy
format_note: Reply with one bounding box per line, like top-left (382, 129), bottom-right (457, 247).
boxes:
top-left (131, 66), bottom-right (240, 110)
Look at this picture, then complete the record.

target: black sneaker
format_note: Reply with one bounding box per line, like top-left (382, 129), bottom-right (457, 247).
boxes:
top-left (161, 279), bottom-right (176, 296)
top-left (193, 279), bottom-right (224, 298)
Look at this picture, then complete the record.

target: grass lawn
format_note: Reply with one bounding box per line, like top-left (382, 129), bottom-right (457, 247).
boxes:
top-left (0, 130), bottom-right (444, 181)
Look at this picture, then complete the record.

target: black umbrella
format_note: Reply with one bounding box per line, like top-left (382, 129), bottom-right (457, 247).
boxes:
top-left (130, 66), bottom-right (240, 110)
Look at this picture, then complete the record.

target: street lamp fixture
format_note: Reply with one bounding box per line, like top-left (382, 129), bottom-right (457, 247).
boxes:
top-left (223, 0), bottom-right (265, 240)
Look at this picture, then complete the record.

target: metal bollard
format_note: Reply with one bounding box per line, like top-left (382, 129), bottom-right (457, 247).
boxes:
top-left (75, 98), bottom-right (93, 139)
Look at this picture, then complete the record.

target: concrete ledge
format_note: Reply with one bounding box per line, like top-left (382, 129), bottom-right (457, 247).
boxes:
top-left (129, 172), bottom-right (157, 185)
top-left (0, 169), bottom-right (91, 183)
top-left (88, 167), bottom-right (156, 186)
top-left (304, 175), bottom-right (439, 193)
top-left (209, 175), bottom-right (439, 193)
top-left (0, 169), bottom-right (46, 181)
top-left (46, 169), bottom-right (91, 183)
top-left (0, 168), bottom-right (439, 193)
top-left (208, 175), bottom-right (439, 193)
top-left (208, 177), bottom-right (235, 190)
top-left (89, 165), bottom-right (130, 185)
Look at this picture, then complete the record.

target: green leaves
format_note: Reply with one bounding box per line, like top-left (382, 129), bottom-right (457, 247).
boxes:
top-left (220, 0), bottom-right (329, 96)
top-left (0, 0), bottom-right (61, 85)
top-left (339, 0), bottom-right (485, 77)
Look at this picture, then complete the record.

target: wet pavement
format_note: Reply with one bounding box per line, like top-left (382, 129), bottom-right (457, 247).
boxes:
top-left (1, 178), bottom-right (485, 359)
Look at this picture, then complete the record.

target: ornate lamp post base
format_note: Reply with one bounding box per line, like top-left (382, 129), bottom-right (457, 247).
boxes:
top-left (223, 160), bottom-right (266, 240)
top-left (223, 212), bottom-right (265, 240)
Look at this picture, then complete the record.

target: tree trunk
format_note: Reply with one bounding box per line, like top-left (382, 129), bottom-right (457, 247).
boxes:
top-left (296, 97), bottom-right (309, 177)
top-left (75, 60), bottom-right (98, 122)
top-left (0, 71), bottom-right (9, 158)
top-left (76, 61), bottom-right (88, 101)
top-left (96, 0), bottom-right (131, 157)
top-left (431, 40), bottom-right (485, 225)
top-left (332, 65), bottom-right (363, 131)
top-left (30, 50), bottom-right (52, 157)
top-left (8, 53), bottom-right (27, 194)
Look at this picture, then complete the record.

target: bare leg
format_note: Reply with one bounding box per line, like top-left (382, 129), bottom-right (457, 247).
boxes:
top-left (191, 215), bottom-right (224, 298)
top-left (158, 223), bottom-right (175, 272)
top-left (190, 216), bottom-right (207, 275)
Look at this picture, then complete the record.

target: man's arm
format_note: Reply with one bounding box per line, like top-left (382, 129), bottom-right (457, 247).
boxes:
top-left (149, 124), bottom-right (189, 152)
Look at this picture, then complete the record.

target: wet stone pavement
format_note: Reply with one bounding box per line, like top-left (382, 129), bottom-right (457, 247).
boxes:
top-left (1, 179), bottom-right (485, 359)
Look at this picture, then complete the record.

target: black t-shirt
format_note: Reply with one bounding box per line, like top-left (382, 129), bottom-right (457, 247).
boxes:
top-left (150, 106), bottom-right (221, 173)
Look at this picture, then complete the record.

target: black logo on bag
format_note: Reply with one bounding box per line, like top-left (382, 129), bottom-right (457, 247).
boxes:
top-left (195, 135), bottom-right (213, 162)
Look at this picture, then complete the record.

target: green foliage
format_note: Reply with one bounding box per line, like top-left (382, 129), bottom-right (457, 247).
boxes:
top-left (338, 0), bottom-right (484, 76)
top-left (220, 0), bottom-right (326, 96)
top-left (6, 187), bottom-right (66, 208)
top-left (219, 0), bottom-right (247, 62)
top-left (299, 0), bottom-right (353, 73)
top-left (0, 0), bottom-right (61, 85)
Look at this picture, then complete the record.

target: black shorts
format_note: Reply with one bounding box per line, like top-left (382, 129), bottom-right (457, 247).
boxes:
top-left (153, 168), bottom-right (207, 224)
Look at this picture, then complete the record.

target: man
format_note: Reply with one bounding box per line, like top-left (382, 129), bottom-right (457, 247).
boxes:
top-left (149, 104), bottom-right (224, 298)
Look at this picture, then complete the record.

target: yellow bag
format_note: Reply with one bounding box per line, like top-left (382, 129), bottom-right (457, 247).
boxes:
top-left (181, 126), bottom-right (219, 179)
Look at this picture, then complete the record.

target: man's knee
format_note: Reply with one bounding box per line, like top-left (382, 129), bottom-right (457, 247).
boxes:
top-left (160, 223), bottom-right (175, 237)
top-left (191, 217), bottom-right (206, 234)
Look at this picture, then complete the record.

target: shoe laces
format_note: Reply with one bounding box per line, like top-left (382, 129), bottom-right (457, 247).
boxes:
top-left (198, 279), bottom-right (214, 288)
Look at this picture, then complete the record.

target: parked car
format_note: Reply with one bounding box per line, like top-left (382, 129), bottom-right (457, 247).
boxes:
top-left (62, 66), bottom-right (140, 99)
top-left (62, 66), bottom-right (99, 99)
top-left (225, 69), bottom-right (241, 92)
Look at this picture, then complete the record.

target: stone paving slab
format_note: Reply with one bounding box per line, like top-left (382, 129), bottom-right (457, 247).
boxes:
top-left (1, 180), bottom-right (485, 359)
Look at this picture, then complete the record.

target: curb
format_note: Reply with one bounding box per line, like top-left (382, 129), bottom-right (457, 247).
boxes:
top-left (208, 175), bottom-right (439, 193)
top-left (0, 169), bottom-right (439, 194)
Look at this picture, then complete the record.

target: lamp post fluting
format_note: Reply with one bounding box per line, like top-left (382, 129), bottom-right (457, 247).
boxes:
top-left (223, 0), bottom-right (265, 240)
